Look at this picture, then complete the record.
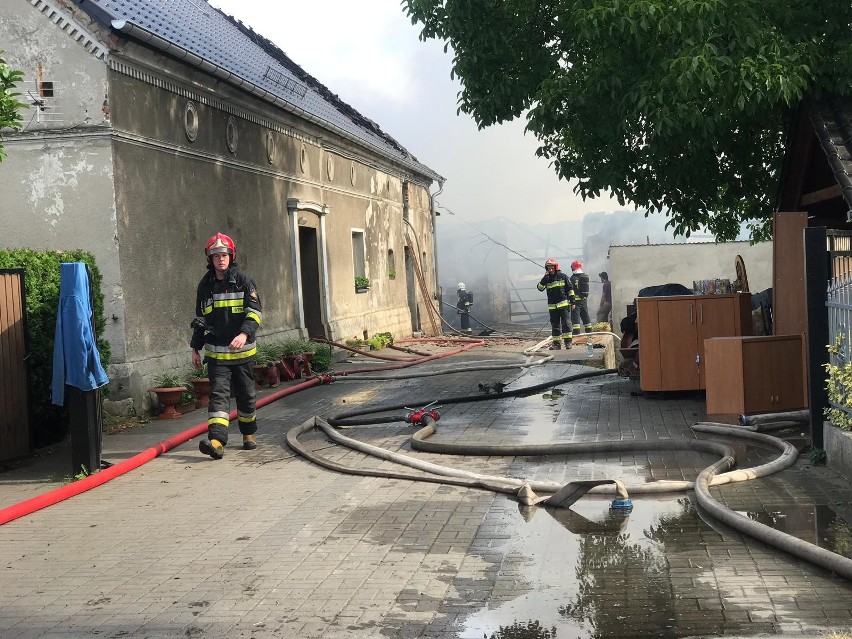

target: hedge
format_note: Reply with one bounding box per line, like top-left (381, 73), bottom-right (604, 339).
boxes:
top-left (0, 249), bottom-right (109, 447)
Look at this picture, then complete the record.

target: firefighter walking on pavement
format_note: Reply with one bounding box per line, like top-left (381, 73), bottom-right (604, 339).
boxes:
top-left (191, 233), bottom-right (263, 459)
top-left (570, 260), bottom-right (593, 338)
top-left (537, 258), bottom-right (575, 349)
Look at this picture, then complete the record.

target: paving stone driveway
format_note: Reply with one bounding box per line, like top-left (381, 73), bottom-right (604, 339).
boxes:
top-left (1, 342), bottom-right (851, 638)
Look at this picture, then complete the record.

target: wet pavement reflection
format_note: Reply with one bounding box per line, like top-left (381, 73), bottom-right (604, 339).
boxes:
top-left (456, 496), bottom-right (695, 638)
top-left (447, 380), bottom-right (852, 639)
top-left (453, 494), bottom-right (852, 638)
top-left (737, 504), bottom-right (852, 559)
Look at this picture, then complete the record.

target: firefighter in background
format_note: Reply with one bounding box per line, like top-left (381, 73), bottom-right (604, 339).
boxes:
top-left (456, 282), bottom-right (473, 334)
top-left (570, 259), bottom-right (593, 338)
top-left (191, 233), bottom-right (263, 459)
top-left (537, 259), bottom-right (575, 349)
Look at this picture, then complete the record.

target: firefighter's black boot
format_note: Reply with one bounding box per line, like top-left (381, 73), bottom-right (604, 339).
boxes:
top-left (243, 434), bottom-right (257, 450)
top-left (199, 438), bottom-right (224, 459)
top-left (549, 340), bottom-right (562, 350)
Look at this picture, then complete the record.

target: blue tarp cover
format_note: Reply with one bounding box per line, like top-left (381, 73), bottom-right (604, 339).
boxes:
top-left (51, 263), bottom-right (109, 406)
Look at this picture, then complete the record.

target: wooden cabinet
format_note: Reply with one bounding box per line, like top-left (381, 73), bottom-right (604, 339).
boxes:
top-left (704, 335), bottom-right (807, 415)
top-left (637, 294), bottom-right (752, 391)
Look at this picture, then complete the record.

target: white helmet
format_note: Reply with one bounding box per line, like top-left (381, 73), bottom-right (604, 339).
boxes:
top-left (457, 282), bottom-right (466, 290)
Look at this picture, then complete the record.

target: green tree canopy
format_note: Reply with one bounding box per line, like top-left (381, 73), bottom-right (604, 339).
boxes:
top-left (0, 52), bottom-right (25, 162)
top-left (403, 0), bottom-right (852, 240)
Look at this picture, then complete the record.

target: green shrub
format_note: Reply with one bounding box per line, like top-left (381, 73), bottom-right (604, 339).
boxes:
top-left (825, 336), bottom-right (852, 431)
top-left (0, 249), bottom-right (109, 447)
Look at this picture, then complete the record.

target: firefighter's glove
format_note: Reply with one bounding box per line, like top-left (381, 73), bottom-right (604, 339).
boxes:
top-left (190, 316), bottom-right (214, 346)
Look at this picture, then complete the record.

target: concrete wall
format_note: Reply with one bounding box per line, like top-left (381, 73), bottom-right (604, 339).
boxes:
top-left (1, 3), bottom-right (438, 414)
top-left (609, 241), bottom-right (773, 331)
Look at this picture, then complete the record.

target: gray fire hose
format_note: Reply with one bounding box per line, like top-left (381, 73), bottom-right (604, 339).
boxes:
top-left (285, 378), bottom-right (850, 581)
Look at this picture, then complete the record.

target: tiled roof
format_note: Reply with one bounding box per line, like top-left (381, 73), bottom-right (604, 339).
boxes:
top-left (807, 97), bottom-right (852, 212)
top-left (70, 0), bottom-right (442, 182)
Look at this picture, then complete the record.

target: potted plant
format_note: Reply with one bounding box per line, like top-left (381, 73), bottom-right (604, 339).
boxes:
top-left (355, 276), bottom-right (370, 293)
top-left (150, 371), bottom-right (188, 419)
top-left (185, 362), bottom-right (210, 409)
top-left (279, 337), bottom-right (309, 379)
top-left (254, 344), bottom-right (277, 386)
top-left (366, 332), bottom-right (393, 351)
top-left (310, 342), bottom-right (333, 372)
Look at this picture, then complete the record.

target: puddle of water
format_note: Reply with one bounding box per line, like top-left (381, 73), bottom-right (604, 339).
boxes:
top-left (736, 504), bottom-right (852, 558)
top-left (455, 496), bottom-right (852, 638)
top-left (456, 496), bottom-right (697, 639)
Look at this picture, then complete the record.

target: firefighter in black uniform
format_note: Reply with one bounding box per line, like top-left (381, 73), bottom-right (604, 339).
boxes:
top-left (457, 282), bottom-right (473, 334)
top-left (191, 233), bottom-right (262, 459)
top-left (537, 258), bottom-right (576, 349)
top-left (570, 259), bottom-right (593, 339)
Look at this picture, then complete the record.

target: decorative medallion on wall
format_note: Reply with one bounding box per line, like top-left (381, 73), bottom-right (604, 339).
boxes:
top-left (266, 131), bottom-right (276, 164)
top-left (326, 155), bottom-right (335, 181)
top-left (299, 143), bottom-right (308, 173)
top-left (184, 100), bottom-right (199, 142)
top-left (350, 161), bottom-right (357, 186)
top-left (226, 116), bottom-right (239, 154)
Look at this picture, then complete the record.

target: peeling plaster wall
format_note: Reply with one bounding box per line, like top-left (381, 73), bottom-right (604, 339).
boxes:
top-left (0, 0), bottom-right (110, 130)
top-left (609, 241), bottom-right (773, 332)
top-left (0, 2), bottom-right (124, 389)
top-left (323, 168), bottom-right (425, 342)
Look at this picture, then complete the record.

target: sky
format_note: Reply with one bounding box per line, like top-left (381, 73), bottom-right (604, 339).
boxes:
top-left (208, 0), bottom-right (622, 226)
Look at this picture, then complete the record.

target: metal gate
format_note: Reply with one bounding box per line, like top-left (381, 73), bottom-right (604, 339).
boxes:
top-left (825, 232), bottom-right (852, 427)
top-left (0, 269), bottom-right (31, 460)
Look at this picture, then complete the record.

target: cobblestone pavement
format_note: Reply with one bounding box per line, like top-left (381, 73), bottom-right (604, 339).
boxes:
top-left (1, 340), bottom-right (852, 638)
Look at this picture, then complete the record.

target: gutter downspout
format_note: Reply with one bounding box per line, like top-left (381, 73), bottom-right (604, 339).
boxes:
top-left (429, 180), bottom-right (445, 305)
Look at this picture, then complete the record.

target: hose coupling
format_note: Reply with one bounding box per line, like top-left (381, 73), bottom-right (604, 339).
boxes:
top-left (316, 374), bottom-right (334, 384)
top-left (610, 498), bottom-right (633, 512)
top-left (406, 409), bottom-right (441, 426)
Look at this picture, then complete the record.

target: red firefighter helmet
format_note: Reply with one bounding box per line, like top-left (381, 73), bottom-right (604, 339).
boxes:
top-left (544, 258), bottom-right (559, 271)
top-left (571, 260), bottom-right (582, 271)
top-left (205, 233), bottom-right (236, 261)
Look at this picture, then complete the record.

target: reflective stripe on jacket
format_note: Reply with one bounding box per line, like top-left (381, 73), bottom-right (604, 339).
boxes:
top-left (537, 270), bottom-right (576, 310)
top-left (191, 266), bottom-right (262, 365)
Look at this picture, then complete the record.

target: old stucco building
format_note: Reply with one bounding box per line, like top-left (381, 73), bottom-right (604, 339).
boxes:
top-left (0, 0), bottom-right (443, 411)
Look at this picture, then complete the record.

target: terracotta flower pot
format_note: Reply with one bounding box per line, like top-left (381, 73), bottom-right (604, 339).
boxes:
top-left (150, 387), bottom-right (185, 419)
top-left (190, 378), bottom-right (210, 408)
top-left (253, 364), bottom-right (267, 386)
top-left (281, 355), bottom-right (302, 379)
top-left (298, 352), bottom-right (313, 376)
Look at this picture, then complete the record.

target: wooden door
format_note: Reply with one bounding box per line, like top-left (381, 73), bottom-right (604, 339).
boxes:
top-left (0, 270), bottom-right (31, 460)
top-left (695, 296), bottom-right (737, 388)
top-left (657, 299), bottom-right (700, 390)
top-left (742, 337), bottom-right (806, 412)
top-left (773, 211), bottom-right (808, 337)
